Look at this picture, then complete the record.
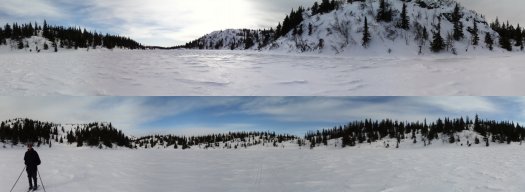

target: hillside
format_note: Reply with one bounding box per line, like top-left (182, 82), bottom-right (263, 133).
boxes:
top-left (2, 115), bottom-right (525, 150)
top-left (182, 0), bottom-right (524, 55)
top-left (0, 21), bottom-right (143, 53)
top-left (0, 118), bottom-right (132, 149)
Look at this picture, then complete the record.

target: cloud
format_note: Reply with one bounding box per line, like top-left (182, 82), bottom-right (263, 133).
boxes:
top-left (413, 97), bottom-right (499, 113)
top-left (457, 0), bottom-right (525, 25)
top-left (1, 0), bottom-right (525, 46)
top-left (234, 97), bottom-right (503, 123)
top-left (0, 0), bottom-right (320, 46)
top-left (0, 97), bottom-right (514, 136)
top-left (0, 97), bottom-right (239, 134)
top-left (74, 0), bottom-right (260, 46)
top-left (0, 0), bottom-right (63, 19)
top-left (151, 123), bottom-right (260, 136)
top-left (0, 97), bottom-right (156, 133)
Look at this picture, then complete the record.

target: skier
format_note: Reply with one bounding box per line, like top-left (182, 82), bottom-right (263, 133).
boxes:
top-left (24, 143), bottom-right (41, 191)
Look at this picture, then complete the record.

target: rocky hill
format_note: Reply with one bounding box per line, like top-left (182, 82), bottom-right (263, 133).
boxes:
top-left (181, 0), bottom-right (524, 55)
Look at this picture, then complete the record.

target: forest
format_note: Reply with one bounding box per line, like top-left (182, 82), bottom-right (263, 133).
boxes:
top-left (2, 115), bottom-right (525, 150)
top-left (0, 20), bottom-right (143, 51)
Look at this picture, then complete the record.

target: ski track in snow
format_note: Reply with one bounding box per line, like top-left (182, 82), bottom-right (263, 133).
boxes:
top-left (0, 49), bottom-right (524, 96)
top-left (2, 146), bottom-right (525, 192)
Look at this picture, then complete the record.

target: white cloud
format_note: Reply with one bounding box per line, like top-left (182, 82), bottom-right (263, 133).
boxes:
top-left (71, 0), bottom-right (525, 46)
top-left (2, 0), bottom-right (525, 46)
top-left (78, 0), bottom-right (259, 46)
top-left (413, 97), bottom-right (500, 113)
top-left (0, 0), bottom-right (63, 19)
top-left (0, 97), bottom-right (240, 134)
top-left (457, 0), bottom-right (525, 26)
top-left (0, 97), bottom-right (509, 136)
top-left (149, 123), bottom-right (260, 136)
top-left (0, 97), bottom-right (154, 133)
top-left (50, 0), bottom-right (319, 46)
top-left (235, 97), bottom-right (502, 123)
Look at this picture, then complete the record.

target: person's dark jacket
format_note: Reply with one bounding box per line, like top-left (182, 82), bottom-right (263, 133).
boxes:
top-left (24, 149), bottom-right (41, 171)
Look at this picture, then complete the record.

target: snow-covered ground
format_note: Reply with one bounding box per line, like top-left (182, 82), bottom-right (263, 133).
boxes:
top-left (0, 49), bottom-right (524, 95)
top-left (2, 144), bottom-right (524, 192)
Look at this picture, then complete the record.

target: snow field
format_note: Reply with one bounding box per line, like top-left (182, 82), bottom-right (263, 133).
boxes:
top-left (0, 49), bottom-right (524, 96)
top-left (2, 145), bottom-right (525, 192)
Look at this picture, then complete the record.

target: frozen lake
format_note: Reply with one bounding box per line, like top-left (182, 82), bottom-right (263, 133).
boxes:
top-left (2, 146), bottom-right (524, 192)
top-left (0, 49), bottom-right (524, 95)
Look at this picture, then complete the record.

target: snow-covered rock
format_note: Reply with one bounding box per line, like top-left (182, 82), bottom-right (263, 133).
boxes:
top-left (185, 0), bottom-right (514, 56)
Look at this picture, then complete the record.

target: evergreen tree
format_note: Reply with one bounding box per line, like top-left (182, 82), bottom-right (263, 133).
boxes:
top-left (431, 18), bottom-right (445, 52)
top-left (362, 17), bottom-right (371, 47)
top-left (17, 39), bottom-right (24, 49)
top-left (471, 20), bottom-right (479, 46)
top-left (485, 32), bottom-right (494, 50)
top-left (514, 24), bottom-right (523, 48)
top-left (275, 23), bottom-right (282, 39)
top-left (312, 2), bottom-right (319, 15)
top-left (376, 0), bottom-right (393, 22)
top-left (451, 3), bottom-right (464, 41)
top-left (53, 41), bottom-right (58, 52)
top-left (399, 3), bottom-right (410, 30)
top-left (500, 32), bottom-right (512, 51)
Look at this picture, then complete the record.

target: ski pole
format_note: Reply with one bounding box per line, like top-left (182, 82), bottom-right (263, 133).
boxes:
top-left (9, 166), bottom-right (25, 192)
top-left (38, 170), bottom-right (47, 192)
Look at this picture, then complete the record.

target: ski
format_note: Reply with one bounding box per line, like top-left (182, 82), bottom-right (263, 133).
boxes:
top-left (27, 185), bottom-right (38, 192)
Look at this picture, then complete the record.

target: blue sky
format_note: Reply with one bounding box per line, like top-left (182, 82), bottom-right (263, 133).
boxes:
top-left (0, 97), bottom-right (524, 136)
top-left (0, 0), bottom-right (523, 46)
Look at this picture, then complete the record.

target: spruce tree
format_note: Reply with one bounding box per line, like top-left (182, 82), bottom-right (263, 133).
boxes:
top-left (17, 39), bottom-right (24, 49)
top-left (515, 24), bottom-right (523, 48)
top-left (312, 2), bottom-right (319, 15)
top-left (500, 32), bottom-right (512, 51)
top-left (471, 20), bottom-right (479, 46)
top-left (452, 3), bottom-right (464, 41)
top-left (485, 32), bottom-right (494, 50)
top-left (400, 3), bottom-right (410, 30)
top-left (431, 18), bottom-right (445, 52)
top-left (376, 0), bottom-right (393, 22)
top-left (362, 17), bottom-right (371, 47)
top-left (275, 23), bottom-right (282, 38)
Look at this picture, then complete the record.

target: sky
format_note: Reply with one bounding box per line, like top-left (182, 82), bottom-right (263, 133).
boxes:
top-left (0, 0), bottom-right (523, 46)
top-left (0, 97), bottom-right (524, 136)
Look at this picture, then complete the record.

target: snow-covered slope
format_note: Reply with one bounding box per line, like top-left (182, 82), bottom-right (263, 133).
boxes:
top-left (182, 29), bottom-right (274, 50)
top-left (0, 36), bottom-right (52, 53)
top-left (0, 36), bottom-right (125, 53)
top-left (4, 145), bottom-right (525, 192)
top-left (185, 0), bottom-right (516, 55)
top-left (0, 118), bottom-right (128, 149)
top-left (2, 117), bottom-right (523, 151)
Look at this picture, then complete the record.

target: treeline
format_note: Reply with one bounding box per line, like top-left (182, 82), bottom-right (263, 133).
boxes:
top-left (490, 18), bottom-right (525, 51)
top-left (182, 29), bottom-right (275, 50)
top-left (0, 119), bottom-right (55, 147)
top-left (134, 131), bottom-right (299, 149)
top-left (425, 2), bottom-right (523, 53)
top-left (275, 0), bottom-right (351, 39)
top-left (306, 115), bottom-right (525, 148)
top-left (0, 119), bottom-right (132, 148)
top-left (181, 0), bottom-right (343, 50)
top-left (65, 122), bottom-right (132, 148)
top-left (357, 1), bottom-right (524, 53)
top-left (275, 6), bottom-right (305, 38)
top-left (0, 20), bottom-right (143, 51)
